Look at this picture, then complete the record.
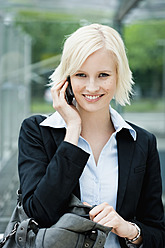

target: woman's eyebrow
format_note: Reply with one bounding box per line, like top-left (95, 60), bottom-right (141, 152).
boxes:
top-left (99, 70), bottom-right (112, 73)
top-left (75, 70), bottom-right (86, 73)
top-left (76, 70), bottom-right (113, 73)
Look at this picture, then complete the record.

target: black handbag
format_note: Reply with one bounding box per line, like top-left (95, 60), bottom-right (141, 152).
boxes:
top-left (0, 191), bottom-right (111, 248)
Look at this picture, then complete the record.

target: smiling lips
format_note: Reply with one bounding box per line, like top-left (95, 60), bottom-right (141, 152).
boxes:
top-left (83, 94), bottom-right (103, 102)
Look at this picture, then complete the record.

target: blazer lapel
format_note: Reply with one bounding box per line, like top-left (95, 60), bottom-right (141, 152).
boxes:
top-left (116, 129), bottom-right (135, 213)
top-left (49, 126), bottom-right (136, 206)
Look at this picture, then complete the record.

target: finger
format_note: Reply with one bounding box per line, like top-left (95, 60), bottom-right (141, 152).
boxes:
top-left (89, 205), bottom-right (104, 221)
top-left (51, 80), bottom-right (68, 101)
top-left (98, 211), bottom-right (120, 228)
top-left (101, 220), bottom-right (113, 228)
top-left (52, 79), bottom-right (67, 88)
top-left (51, 81), bottom-right (68, 110)
top-left (96, 211), bottom-right (114, 226)
top-left (51, 81), bottom-right (64, 100)
top-left (51, 79), bottom-right (67, 91)
top-left (83, 202), bottom-right (92, 207)
top-left (93, 207), bottom-right (111, 223)
top-left (60, 81), bottom-right (68, 95)
top-left (89, 203), bottom-right (112, 221)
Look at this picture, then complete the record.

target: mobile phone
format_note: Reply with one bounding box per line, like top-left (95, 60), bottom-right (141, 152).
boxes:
top-left (65, 76), bottom-right (74, 105)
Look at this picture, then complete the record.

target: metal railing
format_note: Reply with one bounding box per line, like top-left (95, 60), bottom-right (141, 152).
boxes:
top-left (0, 18), bottom-right (31, 172)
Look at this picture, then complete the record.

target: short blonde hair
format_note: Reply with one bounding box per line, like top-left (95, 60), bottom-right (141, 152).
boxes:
top-left (50, 23), bottom-right (134, 106)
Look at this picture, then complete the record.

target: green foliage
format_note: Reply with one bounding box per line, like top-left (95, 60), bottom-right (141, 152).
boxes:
top-left (14, 9), bottom-right (112, 63)
top-left (16, 10), bottom-right (78, 22)
top-left (124, 20), bottom-right (165, 72)
top-left (124, 20), bottom-right (165, 97)
top-left (15, 9), bottom-right (112, 23)
top-left (16, 19), bottom-right (80, 63)
top-left (124, 98), bottom-right (164, 112)
top-left (31, 98), bottom-right (53, 113)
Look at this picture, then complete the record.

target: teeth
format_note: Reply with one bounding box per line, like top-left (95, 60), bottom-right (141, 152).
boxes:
top-left (85, 95), bottom-right (100, 100)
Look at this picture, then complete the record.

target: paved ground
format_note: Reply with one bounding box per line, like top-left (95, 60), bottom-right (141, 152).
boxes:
top-left (0, 112), bottom-right (164, 233)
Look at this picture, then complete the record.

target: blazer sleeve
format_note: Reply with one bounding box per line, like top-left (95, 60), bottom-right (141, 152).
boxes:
top-left (132, 134), bottom-right (165, 247)
top-left (18, 115), bottom-right (90, 227)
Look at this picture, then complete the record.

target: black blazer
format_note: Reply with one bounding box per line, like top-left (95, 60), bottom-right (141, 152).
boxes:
top-left (18, 114), bottom-right (165, 247)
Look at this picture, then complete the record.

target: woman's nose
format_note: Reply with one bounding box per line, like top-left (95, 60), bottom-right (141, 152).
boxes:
top-left (86, 78), bottom-right (100, 92)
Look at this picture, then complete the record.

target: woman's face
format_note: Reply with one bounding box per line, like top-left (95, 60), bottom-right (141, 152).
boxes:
top-left (70, 48), bottom-right (117, 114)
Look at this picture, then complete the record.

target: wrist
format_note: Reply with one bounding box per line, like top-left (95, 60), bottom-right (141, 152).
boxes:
top-left (64, 124), bottom-right (81, 145)
top-left (125, 222), bottom-right (141, 243)
top-left (67, 123), bottom-right (81, 135)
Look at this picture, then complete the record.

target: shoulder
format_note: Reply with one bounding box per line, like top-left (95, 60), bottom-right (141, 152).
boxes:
top-left (20, 114), bottom-right (52, 134)
top-left (19, 114), bottom-right (51, 141)
top-left (21, 114), bottom-right (48, 127)
top-left (126, 121), bottom-right (157, 152)
top-left (127, 121), bottom-right (155, 139)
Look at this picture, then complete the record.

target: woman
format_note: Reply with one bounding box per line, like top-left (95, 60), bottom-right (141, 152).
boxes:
top-left (18, 24), bottom-right (165, 247)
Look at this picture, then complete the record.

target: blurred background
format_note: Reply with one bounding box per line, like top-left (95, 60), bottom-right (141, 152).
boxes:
top-left (0, 0), bottom-right (165, 233)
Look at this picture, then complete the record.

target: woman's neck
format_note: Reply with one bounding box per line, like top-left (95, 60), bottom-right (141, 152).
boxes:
top-left (78, 106), bottom-right (115, 165)
top-left (78, 107), bottom-right (114, 137)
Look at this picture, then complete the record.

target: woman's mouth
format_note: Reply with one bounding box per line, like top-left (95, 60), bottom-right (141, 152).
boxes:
top-left (83, 94), bottom-right (103, 102)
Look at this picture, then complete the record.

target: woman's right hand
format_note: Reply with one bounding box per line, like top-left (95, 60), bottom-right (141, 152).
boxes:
top-left (51, 79), bottom-right (81, 145)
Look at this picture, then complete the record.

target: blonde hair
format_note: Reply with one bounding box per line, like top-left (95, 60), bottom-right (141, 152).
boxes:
top-left (50, 23), bottom-right (134, 106)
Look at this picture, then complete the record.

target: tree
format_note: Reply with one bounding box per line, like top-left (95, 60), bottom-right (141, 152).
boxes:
top-left (124, 20), bottom-right (165, 97)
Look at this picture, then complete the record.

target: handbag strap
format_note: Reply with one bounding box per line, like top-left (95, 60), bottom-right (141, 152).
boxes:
top-left (78, 229), bottom-right (107, 248)
top-left (15, 219), bottom-right (31, 247)
top-left (92, 230), bottom-right (107, 248)
top-left (0, 218), bottom-right (38, 248)
top-left (17, 189), bottom-right (22, 204)
top-left (0, 223), bottom-right (19, 248)
top-left (15, 218), bottom-right (39, 247)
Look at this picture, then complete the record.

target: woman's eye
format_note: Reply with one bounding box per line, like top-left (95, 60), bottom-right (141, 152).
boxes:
top-left (99, 73), bottom-right (110, 77)
top-left (75, 73), bottom-right (86, 77)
